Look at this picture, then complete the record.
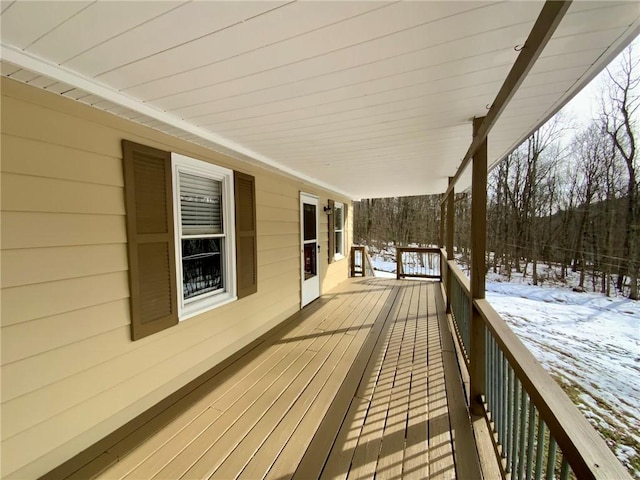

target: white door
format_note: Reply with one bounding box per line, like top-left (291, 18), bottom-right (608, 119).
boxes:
top-left (300, 193), bottom-right (320, 307)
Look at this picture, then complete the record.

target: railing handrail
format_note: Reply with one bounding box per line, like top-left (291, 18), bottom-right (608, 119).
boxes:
top-left (447, 258), bottom-right (471, 297)
top-left (474, 298), bottom-right (631, 480)
top-left (396, 246), bottom-right (441, 254)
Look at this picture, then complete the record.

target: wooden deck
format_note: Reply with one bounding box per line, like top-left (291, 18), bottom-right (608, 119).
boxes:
top-left (76, 278), bottom-right (483, 479)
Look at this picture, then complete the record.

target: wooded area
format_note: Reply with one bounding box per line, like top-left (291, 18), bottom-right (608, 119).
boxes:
top-left (354, 46), bottom-right (639, 299)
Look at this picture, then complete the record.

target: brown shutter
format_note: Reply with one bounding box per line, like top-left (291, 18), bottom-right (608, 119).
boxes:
top-left (328, 200), bottom-right (335, 264)
top-left (234, 171), bottom-right (257, 298)
top-left (122, 140), bottom-right (178, 341)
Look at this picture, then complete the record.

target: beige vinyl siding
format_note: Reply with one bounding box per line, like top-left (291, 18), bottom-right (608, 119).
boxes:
top-left (1, 212), bottom-right (127, 249)
top-left (323, 200), bottom-right (353, 292)
top-left (0, 77), bottom-right (351, 479)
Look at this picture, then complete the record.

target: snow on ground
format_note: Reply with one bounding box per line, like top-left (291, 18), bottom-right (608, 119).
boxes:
top-left (487, 280), bottom-right (640, 477)
top-left (369, 248), bottom-right (640, 477)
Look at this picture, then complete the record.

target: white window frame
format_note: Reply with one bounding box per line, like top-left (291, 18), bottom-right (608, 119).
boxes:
top-left (334, 202), bottom-right (345, 260)
top-left (172, 153), bottom-right (237, 320)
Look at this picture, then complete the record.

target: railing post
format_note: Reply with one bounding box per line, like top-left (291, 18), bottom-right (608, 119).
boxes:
top-left (439, 194), bottom-right (446, 249)
top-left (350, 246), bottom-right (356, 277)
top-left (470, 117), bottom-right (487, 416)
top-left (445, 177), bottom-right (454, 313)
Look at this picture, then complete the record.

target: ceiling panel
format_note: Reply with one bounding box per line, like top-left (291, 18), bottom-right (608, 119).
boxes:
top-left (132, 1), bottom-right (500, 103)
top-left (27, 1), bottom-right (182, 64)
top-left (1, 1), bottom-right (638, 199)
top-left (0, 1), bottom-right (91, 49)
top-left (192, 53), bottom-right (514, 131)
top-left (149, 15), bottom-right (529, 116)
top-left (99, 1), bottom-right (385, 89)
top-left (64, 1), bottom-right (281, 76)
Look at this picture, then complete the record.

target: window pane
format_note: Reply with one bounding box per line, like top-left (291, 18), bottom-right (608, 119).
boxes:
top-left (334, 205), bottom-right (343, 229)
top-left (335, 231), bottom-right (343, 255)
top-left (180, 172), bottom-right (222, 235)
top-left (303, 203), bottom-right (316, 240)
top-left (304, 243), bottom-right (317, 279)
top-left (182, 238), bottom-right (223, 299)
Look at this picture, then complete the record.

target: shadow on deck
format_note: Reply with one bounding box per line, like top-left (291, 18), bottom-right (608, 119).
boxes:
top-left (58, 278), bottom-right (487, 480)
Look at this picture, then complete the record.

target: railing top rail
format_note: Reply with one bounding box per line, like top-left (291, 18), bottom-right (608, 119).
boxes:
top-left (447, 259), bottom-right (471, 297)
top-left (475, 298), bottom-right (632, 480)
top-left (396, 246), bottom-right (441, 254)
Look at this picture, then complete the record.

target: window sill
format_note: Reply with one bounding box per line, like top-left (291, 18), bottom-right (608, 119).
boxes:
top-left (334, 254), bottom-right (345, 261)
top-left (179, 294), bottom-right (238, 321)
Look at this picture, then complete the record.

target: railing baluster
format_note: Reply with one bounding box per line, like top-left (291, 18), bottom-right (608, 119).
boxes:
top-left (525, 400), bottom-right (536, 480)
top-left (506, 366), bottom-right (514, 471)
top-left (500, 352), bottom-right (509, 459)
top-left (485, 326), bottom-right (491, 412)
top-left (511, 378), bottom-right (522, 476)
top-left (493, 337), bottom-right (498, 427)
top-left (545, 437), bottom-right (558, 480)
top-left (559, 457), bottom-right (570, 480)
top-left (534, 419), bottom-right (546, 480)
top-left (517, 389), bottom-right (529, 480)
top-left (496, 339), bottom-right (503, 452)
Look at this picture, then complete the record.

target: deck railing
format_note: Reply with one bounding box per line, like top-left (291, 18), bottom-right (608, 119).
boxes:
top-left (350, 245), bottom-right (375, 277)
top-left (396, 247), bottom-right (441, 279)
top-left (439, 249), bottom-right (631, 480)
top-left (448, 263), bottom-right (470, 366)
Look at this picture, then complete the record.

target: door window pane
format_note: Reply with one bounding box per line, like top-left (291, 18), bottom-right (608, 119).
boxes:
top-left (304, 243), bottom-right (317, 280)
top-left (303, 203), bottom-right (316, 240)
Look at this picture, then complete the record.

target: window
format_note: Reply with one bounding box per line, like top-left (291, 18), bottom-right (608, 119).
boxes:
top-left (334, 202), bottom-right (345, 259)
top-left (172, 153), bottom-right (236, 319)
top-left (122, 140), bottom-right (257, 340)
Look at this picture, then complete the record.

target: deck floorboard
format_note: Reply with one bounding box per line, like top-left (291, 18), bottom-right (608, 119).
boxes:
top-left (88, 278), bottom-right (478, 480)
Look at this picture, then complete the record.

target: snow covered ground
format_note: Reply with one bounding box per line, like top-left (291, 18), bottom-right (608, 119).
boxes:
top-left (369, 249), bottom-right (640, 477)
top-left (487, 279), bottom-right (640, 477)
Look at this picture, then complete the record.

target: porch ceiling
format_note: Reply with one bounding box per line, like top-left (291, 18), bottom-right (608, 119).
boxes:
top-left (1, 1), bottom-right (638, 199)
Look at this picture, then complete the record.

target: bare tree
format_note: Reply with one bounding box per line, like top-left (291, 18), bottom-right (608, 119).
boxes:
top-left (601, 45), bottom-right (639, 299)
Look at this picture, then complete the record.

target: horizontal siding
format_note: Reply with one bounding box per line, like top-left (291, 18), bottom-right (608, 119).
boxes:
top-left (1, 300), bottom-right (130, 365)
top-left (256, 189), bottom-right (300, 210)
top-left (258, 233), bottom-right (299, 253)
top-left (1, 272), bottom-right (130, 326)
top-left (324, 258), bottom-right (350, 293)
top-left (257, 220), bottom-right (299, 237)
top-left (2, 267), bottom-right (300, 404)
top-left (1, 173), bottom-right (125, 214)
top-left (1, 244), bottom-right (127, 288)
top-left (1, 212), bottom-right (127, 250)
top-left (1, 94), bottom-right (122, 158)
top-left (1, 134), bottom-right (123, 187)
top-left (259, 246), bottom-right (300, 268)
top-left (0, 77), bottom-right (350, 479)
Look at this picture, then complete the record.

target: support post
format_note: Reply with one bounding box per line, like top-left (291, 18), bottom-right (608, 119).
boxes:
top-left (446, 177), bottom-right (454, 313)
top-left (439, 194), bottom-right (446, 248)
top-left (470, 117), bottom-right (487, 416)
